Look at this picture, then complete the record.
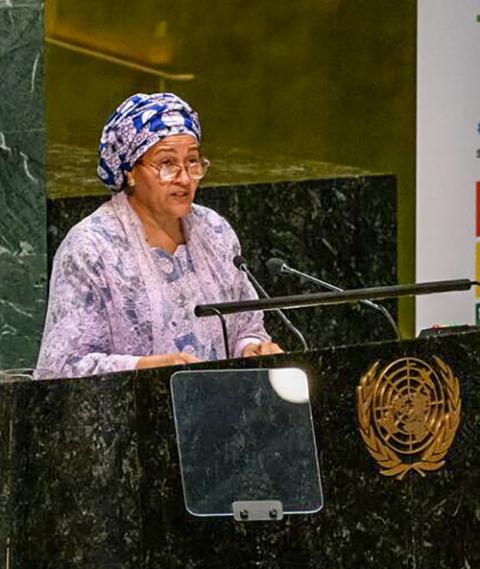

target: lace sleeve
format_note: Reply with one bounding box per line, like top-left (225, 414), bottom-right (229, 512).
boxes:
top-left (35, 230), bottom-right (140, 379)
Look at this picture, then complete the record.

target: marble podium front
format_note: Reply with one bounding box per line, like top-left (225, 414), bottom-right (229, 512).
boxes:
top-left (1, 329), bottom-right (479, 568)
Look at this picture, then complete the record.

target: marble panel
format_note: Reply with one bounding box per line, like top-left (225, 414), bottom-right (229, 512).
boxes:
top-left (0, 381), bottom-right (13, 568)
top-left (196, 174), bottom-right (398, 350)
top-left (406, 334), bottom-right (480, 569)
top-left (3, 330), bottom-right (477, 567)
top-left (133, 347), bottom-right (415, 569)
top-left (7, 375), bottom-right (142, 568)
top-left (0, 1), bottom-right (46, 369)
top-left (0, 4), bottom-right (43, 132)
top-left (129, 330), bottom-right (479, 568)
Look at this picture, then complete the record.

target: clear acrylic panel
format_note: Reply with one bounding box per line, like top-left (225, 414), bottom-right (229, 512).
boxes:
top-left (171, 368), bottom-right (323, 518)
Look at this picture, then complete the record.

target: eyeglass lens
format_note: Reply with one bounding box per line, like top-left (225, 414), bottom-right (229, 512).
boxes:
top-left (160, 159), bottom-right (209, 182)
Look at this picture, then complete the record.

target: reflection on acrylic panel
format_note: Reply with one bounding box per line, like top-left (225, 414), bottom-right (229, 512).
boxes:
top-left (170, 368), bottom-right (323, 518)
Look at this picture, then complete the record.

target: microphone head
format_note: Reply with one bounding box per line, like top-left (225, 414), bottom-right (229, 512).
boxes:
top-left (266, 257), bottom-right (287, 276)
top-left (233, 255), bottom-right (248, 270)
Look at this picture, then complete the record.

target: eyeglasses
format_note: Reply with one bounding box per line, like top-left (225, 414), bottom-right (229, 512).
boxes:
top-left (139, 156), bottom-right (211, 183)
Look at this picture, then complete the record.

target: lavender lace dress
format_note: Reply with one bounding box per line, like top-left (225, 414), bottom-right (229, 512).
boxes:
top-left (36, 192), bottom-right (270, 378)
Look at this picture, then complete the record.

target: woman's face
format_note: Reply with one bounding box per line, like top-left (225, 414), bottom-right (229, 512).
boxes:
top-left (129, 134), bottom-right (201, 219)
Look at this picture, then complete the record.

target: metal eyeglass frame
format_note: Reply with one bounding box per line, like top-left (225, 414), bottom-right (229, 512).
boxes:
top-left (139, 157), bottom-right (211, 182)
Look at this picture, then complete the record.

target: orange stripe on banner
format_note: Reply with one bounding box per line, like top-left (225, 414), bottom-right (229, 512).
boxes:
top-left (477, 243), bottom-right (480, 297)
top-left (477, 182), bottom-right (480, 237)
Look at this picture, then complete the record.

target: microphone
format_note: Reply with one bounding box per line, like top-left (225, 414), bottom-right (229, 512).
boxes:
top-left (266, 257), bottom-right (401, 340)
top-left (233, 255), bottom-right (309, 351)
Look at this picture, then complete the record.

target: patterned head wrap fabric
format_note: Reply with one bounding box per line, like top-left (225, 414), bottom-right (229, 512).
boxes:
top-left (97, 92), bottom-right (202, 192)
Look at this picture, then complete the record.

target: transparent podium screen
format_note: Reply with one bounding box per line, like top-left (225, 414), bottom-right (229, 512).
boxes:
top-left (171, 368), bottom-right (323, 517)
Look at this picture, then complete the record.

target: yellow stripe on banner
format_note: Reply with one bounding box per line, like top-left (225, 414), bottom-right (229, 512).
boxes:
top-left (477, 243), bottom-right (480, 298)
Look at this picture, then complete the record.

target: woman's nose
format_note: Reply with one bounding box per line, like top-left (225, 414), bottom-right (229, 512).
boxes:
top-left (176, 164), bottom-right (192, 186)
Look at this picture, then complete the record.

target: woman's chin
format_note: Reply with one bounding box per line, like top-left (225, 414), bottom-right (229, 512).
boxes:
top-left (170, 201), bottom-right (193, 218)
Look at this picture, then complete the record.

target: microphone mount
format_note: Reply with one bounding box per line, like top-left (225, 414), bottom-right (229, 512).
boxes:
top-left (233, 255), bottom-right (309, 351)
top-left (194, 279), bottom-right (477, 317)
top-left (267, 258), bottom-right (401, 340)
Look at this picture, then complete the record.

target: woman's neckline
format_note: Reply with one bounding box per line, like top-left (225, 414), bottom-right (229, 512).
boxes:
top-left (149, 242), bottom-right (188, 258)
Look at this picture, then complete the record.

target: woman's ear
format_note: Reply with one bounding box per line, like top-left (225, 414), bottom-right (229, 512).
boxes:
top-left (126, 171), bottom-right (136, 188)
top-left (124, 171), bottom-right (136, 195)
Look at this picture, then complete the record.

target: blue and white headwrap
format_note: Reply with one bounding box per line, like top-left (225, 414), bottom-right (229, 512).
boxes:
top-left (97, 92), bottom-right (202, 192)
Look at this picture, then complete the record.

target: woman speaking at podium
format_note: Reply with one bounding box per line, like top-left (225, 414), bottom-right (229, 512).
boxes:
top-left (36, 93), bottom-right (281, 379)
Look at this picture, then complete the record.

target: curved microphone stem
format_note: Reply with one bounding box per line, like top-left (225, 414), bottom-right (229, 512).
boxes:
top-left (240, 265), bottom-right (309, 352)
top-left (284, 265), bottom-right (402, 340)
top-left (368, 303), bottom-right (402, 341)
top-left (209, 308), bottom-right (230, 359)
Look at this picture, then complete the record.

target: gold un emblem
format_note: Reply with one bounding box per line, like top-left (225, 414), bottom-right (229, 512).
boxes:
top-left (356, 357), bottom-right (461, 480)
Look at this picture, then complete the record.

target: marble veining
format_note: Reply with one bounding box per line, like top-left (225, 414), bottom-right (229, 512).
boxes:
top-left (0, 2), bottom-right (46, 368)
top-left (0, 330), bottom-right (479, 568)
top-left (0, 1), bottom-right (42, 10)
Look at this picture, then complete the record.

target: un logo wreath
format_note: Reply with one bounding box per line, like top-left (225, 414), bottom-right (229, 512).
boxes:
top-left (356, 356), bottom-right (461, 480)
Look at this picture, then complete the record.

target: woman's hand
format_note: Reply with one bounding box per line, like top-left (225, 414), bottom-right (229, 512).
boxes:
top-left (241, 341), bottom-right (283, 358)
top-left (137, 352), bottom-right (202, 369)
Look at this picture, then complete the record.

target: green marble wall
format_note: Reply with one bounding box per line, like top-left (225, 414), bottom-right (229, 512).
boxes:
top-left (0, 1), bottom-right (46, 369)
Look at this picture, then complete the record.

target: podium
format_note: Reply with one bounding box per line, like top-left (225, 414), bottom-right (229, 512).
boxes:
top-left (1, 329), bottom-right (479, 568)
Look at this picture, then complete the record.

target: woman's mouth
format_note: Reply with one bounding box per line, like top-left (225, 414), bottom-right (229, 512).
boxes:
top-left (171, 191), bottom-right (189, 200)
